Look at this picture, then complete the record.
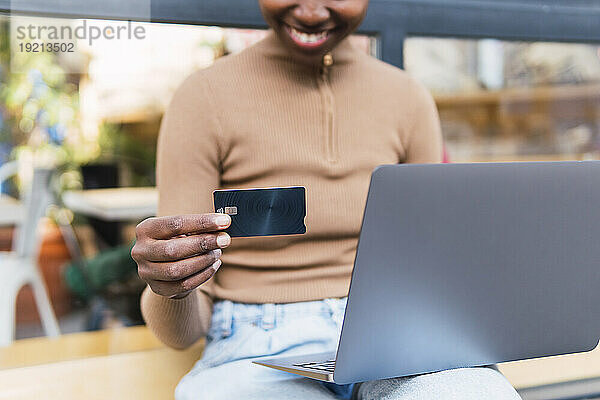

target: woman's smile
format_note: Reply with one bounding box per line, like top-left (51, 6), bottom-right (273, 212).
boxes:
top-left (285, 24), bottom-right (332, 49)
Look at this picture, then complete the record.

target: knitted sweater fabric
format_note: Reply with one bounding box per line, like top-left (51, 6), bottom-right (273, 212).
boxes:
top-left (141, 32), bottom-right (442, 349)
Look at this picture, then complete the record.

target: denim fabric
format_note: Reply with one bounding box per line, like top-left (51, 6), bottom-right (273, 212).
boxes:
top-left (175, 298), bottom-right (521, 400)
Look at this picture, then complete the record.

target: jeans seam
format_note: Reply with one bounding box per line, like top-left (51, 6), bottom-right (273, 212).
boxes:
top-left (261, 303), bottom-right (276, 330)
top-left (219, 300), bottom-right (234, 337)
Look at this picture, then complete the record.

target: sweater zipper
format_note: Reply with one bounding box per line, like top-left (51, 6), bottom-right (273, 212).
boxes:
top-left (318, 52), bottom-right (337, 163)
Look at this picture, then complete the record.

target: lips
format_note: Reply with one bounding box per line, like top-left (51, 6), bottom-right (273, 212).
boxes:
top-left (285, 25), bottom-right (331, 48)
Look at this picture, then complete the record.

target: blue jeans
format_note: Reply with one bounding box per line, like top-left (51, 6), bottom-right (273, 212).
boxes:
top-left (175, 298), bottom-right (521, 400)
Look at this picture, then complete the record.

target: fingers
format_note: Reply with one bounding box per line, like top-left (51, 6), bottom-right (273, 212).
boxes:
top-left (146, 259), bottom-right (222, 298)
top-left (137, 213), bottom-right (231, 240)
top-left (135, 232), bottom-right (231, 262)
top-left (132, 212), bottom-right (232, 299)
top-left (138, 250), bottom-right (222, 282)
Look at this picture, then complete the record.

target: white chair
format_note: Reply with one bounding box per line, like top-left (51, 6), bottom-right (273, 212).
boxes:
top-left (0, 162), bottom-right (24, 227)
top-left (0, 164), bottom-right (60, 347)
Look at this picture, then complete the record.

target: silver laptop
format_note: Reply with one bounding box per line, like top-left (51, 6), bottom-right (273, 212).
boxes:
top-left (254, 162), bottom-right (600, 384)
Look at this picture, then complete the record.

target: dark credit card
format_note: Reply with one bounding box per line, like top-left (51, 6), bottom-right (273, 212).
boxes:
top-left (213, 187), bottom-right (307, 238)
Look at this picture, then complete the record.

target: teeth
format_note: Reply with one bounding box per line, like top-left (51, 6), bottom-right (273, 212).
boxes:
top-left (289, 26), bottom-right (329, 44)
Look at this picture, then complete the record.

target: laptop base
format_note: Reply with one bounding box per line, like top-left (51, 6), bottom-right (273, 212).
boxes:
top-left (253, 352), bottom-right (336, 382)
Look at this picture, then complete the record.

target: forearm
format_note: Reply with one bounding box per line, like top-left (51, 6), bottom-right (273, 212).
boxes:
top-left (143, 72), bottom-right (221, 350)
top-left (140, 286), bottom-right (212, 350)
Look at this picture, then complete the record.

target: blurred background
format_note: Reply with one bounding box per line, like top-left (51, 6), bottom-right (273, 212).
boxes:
top-left (3, 21), bottom-right (598, 339)
top-left (0, 19), bottom-right (374, 339)
top-left (0, 1), bottom-right (600, 399)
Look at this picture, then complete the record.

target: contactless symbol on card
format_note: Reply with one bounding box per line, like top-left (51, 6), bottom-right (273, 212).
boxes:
top-left (213, 187), bottom-right (307, 238)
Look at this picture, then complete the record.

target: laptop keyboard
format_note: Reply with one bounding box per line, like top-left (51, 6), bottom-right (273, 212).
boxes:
top-left (293, 360), bottom-right (336, 373)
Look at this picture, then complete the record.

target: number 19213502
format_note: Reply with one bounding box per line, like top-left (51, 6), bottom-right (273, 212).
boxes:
top-left (18, 42), bottom-right (75, 53)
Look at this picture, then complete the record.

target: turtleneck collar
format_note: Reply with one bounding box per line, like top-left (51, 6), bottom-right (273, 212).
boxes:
top-left (253, 30), bottom-right (359, 69)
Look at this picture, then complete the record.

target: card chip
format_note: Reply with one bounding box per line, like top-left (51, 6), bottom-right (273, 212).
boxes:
top-left (224, 206), bottom-right (238, 215)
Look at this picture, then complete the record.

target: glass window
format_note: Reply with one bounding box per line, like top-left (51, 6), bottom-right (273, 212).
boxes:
top-left (405, 37), bottom-right (600, 162)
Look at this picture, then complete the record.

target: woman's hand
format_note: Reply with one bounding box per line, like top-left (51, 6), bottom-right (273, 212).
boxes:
top-left (132, 213), bottom-right (232, 299)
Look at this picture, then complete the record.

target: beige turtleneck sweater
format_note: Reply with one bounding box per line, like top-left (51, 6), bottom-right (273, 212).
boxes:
top-left (141, 32), bottom-right (442, 349)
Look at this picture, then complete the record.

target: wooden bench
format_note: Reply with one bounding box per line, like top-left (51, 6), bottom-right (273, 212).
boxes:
top-left (0, 327), bottom-right (203, 400)
top-left (0, 326), bottom-right (598, 399)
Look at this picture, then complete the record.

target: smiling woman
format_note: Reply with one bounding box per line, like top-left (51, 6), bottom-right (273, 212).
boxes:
top-left (134, 0), bottom-right (521, 399)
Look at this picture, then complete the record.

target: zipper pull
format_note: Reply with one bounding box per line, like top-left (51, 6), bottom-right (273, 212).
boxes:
top-left (321, 52), bottom-right (333, 81)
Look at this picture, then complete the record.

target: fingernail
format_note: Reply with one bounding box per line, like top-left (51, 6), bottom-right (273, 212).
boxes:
top-left (216, 215), bottom-right (231, 227)
top-left (213, 249), bottom-right (222, 258)
top-left (217, 233), bottom-right (231, 248)
top-left (212, 259), bottom-right (222, 271)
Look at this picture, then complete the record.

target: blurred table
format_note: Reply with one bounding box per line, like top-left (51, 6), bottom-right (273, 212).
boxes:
top-left (62, 187), bottom-right (157, 222)
top-left (0, 195), bottom-right (24, 227)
